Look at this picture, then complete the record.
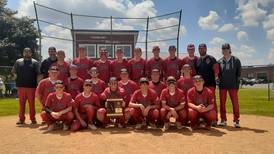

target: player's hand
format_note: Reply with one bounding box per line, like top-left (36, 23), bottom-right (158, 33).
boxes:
top-left (51, 112), bottom-right (60, 119)
top-left (196, 105), bottom-right (204, 113)
top-left (143, 107), bottom-right (150, 116)
top-left (139, 104), bottom-right (145, 112)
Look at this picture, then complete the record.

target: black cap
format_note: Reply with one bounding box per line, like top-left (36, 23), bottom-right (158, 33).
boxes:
top-left (55, 80), bottom-right (64, 85)
top-left (84, 79), bottom-right (92, 85)
top-left (169, 45), bottom-right (176, 50)
top-left (222, 43), bottom-right (231, 50)
top-left (48, 46), bottom-right (56, 51)
top-left (139, 77), bottom-right (149, 84)
top-left (166, 76), bottom-right (176, 84)
top-left (48, 66), bottom-right (59, 72)
top-left (187, 43), bottom-right (195, 50)
top-left (198, 43), bottom-right (207, 49)
top-left (193, 75), bottom-right (204, 81)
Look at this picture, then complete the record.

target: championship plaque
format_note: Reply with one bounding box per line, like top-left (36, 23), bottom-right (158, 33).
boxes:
top-left (105, 98), bottom-right (123, 117)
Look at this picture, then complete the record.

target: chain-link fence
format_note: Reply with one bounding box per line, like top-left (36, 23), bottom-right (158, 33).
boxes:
top-left (0, 66), bottom-right (17, 98)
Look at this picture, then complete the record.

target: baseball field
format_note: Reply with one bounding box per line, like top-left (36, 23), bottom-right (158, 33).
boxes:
top-left (0, 88), bottom-right (274, 153)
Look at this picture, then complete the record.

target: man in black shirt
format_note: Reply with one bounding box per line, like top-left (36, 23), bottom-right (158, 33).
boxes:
top-left (12, 48), bottom-right (40, 125)
top-left (40, 47), bottom-right (57, 78)
top-left (195, 43), bottom-right (219, 126)
top-left (218, 43), bottom-right (241, 128)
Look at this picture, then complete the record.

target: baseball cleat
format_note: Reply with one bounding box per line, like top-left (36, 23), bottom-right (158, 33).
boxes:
top-left (31, 120), bottom-right (37, 125)
top-left (16, 120), bottom-right (25, 125)
top-left (234, 121), bottom-right (241, 128)
top-left (88, 124), bottom-right (98, 130)
top-left (63, 124), bottom-right (69, 131)
top-left (162, 123), bottom-right (170, 132)
top-left (218, 121), bottom-right (227, 127)
top-left (47, 124), bottom-right (54, 131)
top-left (211, 121), bottom-right (218, 127)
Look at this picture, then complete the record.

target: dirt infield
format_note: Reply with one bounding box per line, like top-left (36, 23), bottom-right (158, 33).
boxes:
top-left (0, 114), bottom-right (274, 154)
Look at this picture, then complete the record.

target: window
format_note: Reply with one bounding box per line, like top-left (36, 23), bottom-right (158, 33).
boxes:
top-left (78, 44), bottom-right (96, 58)
top-left (97, 44), bottom-right (114, 58)
top-left (115, 44), bottom-right (132, 58)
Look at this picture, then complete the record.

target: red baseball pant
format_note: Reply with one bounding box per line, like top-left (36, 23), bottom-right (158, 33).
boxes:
top-left (127, 108), bottom-right (159, 124)
top-left (40, 111), bottom-right (74, 125)
top-left (207, 87), bottom-right (218, 122)
top-left (188, 108), bottom-right (216, 128)
top-left (160, 108), bottom-right (188, 124)
top-left (17, 87), bottom-right (36, 121)
top-left (71, 106), bottom-right (97, 131)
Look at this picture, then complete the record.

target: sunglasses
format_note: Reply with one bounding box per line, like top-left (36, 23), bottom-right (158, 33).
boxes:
top-left (55, 86), bottom-right (64, 89)
top-left (84, 84), bottom-right (92, 87)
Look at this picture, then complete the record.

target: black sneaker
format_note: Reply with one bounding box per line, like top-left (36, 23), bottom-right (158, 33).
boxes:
top-left (234, 121), bottom-right (241, 128)
top-left (31, 120), bottom-right (37, 125)
top-left (211, 121), bottom-right (218, 127)
top-left (16, 120), bottom-right (25, 125)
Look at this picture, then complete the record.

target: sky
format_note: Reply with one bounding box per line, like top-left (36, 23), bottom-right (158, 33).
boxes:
top-left (7, 0), bottom-right (274, 66)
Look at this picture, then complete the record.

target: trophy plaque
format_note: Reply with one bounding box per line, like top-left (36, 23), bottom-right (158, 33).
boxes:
top-left (105, 98), bottom-right (124, 117)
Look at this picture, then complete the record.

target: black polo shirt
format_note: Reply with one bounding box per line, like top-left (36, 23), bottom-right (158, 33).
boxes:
top-left (12, 58), bottom-right (40, 88)
top-left (40, 57), bottom-right (57, 78)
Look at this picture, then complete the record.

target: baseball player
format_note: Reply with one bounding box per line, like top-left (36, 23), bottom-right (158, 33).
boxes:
top-left (128, 77), bottom-right (160, 129)
top-left (148, 68), bottom-right (166, 97)
top-left (73, 47), bottom-right (93, 80)
top-left (182, 44), bottom-right (198, 76)
top-left (89, 67), bottom-right (107, 96)
top-left (71, 79), bottom-right (100, 131)
top-left (177, 64), bottom-right (194, 96)
top-left (65, 64), bottom-right (84, 99)
top-left (145, 46), bottom-right (165, 80)
top-left (187, 75), bottom-right (217, 131)
top-left (40, 80), bottom-right (74, 131)
top-left (163, 45), bottom-right (183, 80)
top-left (51, 50), bottom-right (70, 82)
top-left (218, 43), bottom-right (241, 128)
top-left (160, 76), bottom-right (187, 131)
top-left (110, 48), bottom-right (131, 80)
top-left (40, 46), bottom-right (57, 78)
top-left (94, 48), bottom-right (111, 82)
top-left (128, 48), bottom-right (146, 82)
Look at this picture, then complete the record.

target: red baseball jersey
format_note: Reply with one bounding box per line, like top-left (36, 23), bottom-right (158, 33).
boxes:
top-left (74, 92), bottom-right (100, 113)
top-left (181, 56), bottom-right (198, 76)
top-left (91, 79), bottom-right (107, 96)
top-left (51, 62), bottom-right (70, 82)
top-left (187, 87), bottom-right (214, 107)
top-left (160, 88), bottom-right (185, 108)
top-left (36, 78), bottom-right (56, 105)
top-left (45, 92), bottom-right (73, 112)
top-left (145, 57), bottom-right (165, 78)
top-left (100, 87), bottom-right (127, 102)
top-left (118, 80), bottom-right (139, 104)
top-left (66, 77), bottom-right (84, 99)
top-left (129, 58), bottom-right (146, 82)
top-left (163, 57), bottom-right (182, 80)
top-left (110, 59), bottom-right (131, 79)
top-left (94, 59), bottom-right (111, 82)
top-left (73, 57), bottom-right (93, 80)
top-left (130, 88), bottom-right (159, 107)
top-left (148, 81), bottom-right (166, 97)
top-left (177, 77), bottom-right (194, 96)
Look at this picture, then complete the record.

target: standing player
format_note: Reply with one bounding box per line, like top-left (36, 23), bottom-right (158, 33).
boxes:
top-left (128, 77), bottom-right (160, 129)
top-left (94, 48), bottom-right (111, 82)
top-left (96, 77), bottom-right (127, 127)
top-left (177, 64), bottom-right (194, 96)
top-left (51, 50), bottom-right (70, 82)
top-left (71, 79), bottom-right (100, 131)
top-left (89, 67), bottom-right (106, 96)
top-left (129, 48), bottom-right (146, 82)
top-left (218, 43), bottom-right (241, 128)
top-left (110, 48), bottom-right (131, 80)
top-left (163, 45), bottom-right (182, 80)
top-left (182, 44), bottom-right (198, 76)
top-left (12, 48), bottom-right (40, 125)
top-left (40, 80), bottom-right (74, 131)
top-left (160, 76), bottom-right (187, 131)
top-left (187, 75), bottom-right (216, 131)
top-left (66, 64), bottom-right (84, 99)
top-left (118, 68), bottom-right (139, 106)
top-left (36, 66), bottom-right (59, 110)
top-left (73, 47), bottom-right (93, 80)
top-left (195, 43), bottom-right (219, 126)
top-left (146, 46), bottom-right (165, 80)
top-left (148, 69), bottom-right (166, 97)
top-left (40, 47), bottom-right (57, 78)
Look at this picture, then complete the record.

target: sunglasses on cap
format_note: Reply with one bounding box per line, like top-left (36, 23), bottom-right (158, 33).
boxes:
top-left (55, 85), bottom-right (64, 89)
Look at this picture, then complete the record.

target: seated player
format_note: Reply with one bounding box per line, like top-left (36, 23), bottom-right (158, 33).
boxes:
top-left (66, 64), bottom-right (84, 99)
top-left (36, 66), bottom-right (59, 110)
top-left (96, 77), bottom-right (127, 128)
top-left (89, 67), bottom-right (106, 96)
top-left (128, 77), bottom-right (160, 129)
top-left (187, 75), bottom-right (217, 131)
top-left (71, 79), bottom-right (100, 131)
top-left (40, 80), bottom-right (74, 131)
top-left (148, 69), bottom-right (166, 97)
top-left (160, 76), bottom-right (187, 131)
top-left (177, 64), bottom-right (194, 96)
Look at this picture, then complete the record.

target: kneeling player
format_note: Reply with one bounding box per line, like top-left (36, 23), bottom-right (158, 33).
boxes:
top-left (71, 79), bottom-right (100, 131)
top-left (187, 75), bottom-right (216, 130)
top-left (40, 80), bottom-right (74, 131)
top-left (96, 77), bottom-right (127, 128)
top-left (128, 77), bottom-right (160, 129)
top-left (160, 76), bottom-right (187, 131)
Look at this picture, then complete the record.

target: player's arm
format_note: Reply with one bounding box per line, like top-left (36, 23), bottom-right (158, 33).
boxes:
top-left (59, 106), bottom-right (72, 115)
top-left (175, 93), bottom-right (186, 111)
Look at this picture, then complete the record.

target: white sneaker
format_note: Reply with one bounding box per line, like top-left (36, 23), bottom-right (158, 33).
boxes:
top-left (234, 121), bottom-right (241, 128)
top-left (88, 124), bottom-right (98, 130)
top-left (63, 124), bottom-right (69, 131)
top-left (219, 121), bottom-right (227, 127)
top-left (47, 124), bottom-right (54, 131)
top-left (118, 123), bottom-right (123, 128)
top-left (135, 123), bottom-right (142, 129)
top-left (162, 123), bottom-right (170, 132)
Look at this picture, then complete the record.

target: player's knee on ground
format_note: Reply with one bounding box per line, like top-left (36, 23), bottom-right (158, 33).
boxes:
top-left (160, 108), bottom-right (168, 121)
top-left (96, 108), bottom-right (106, 122)
top-left (71, 119), bottom-right (81, 132)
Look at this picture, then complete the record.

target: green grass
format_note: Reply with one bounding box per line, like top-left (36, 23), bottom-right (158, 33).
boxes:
top-left (0, 88), bottom-right (274, 117)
